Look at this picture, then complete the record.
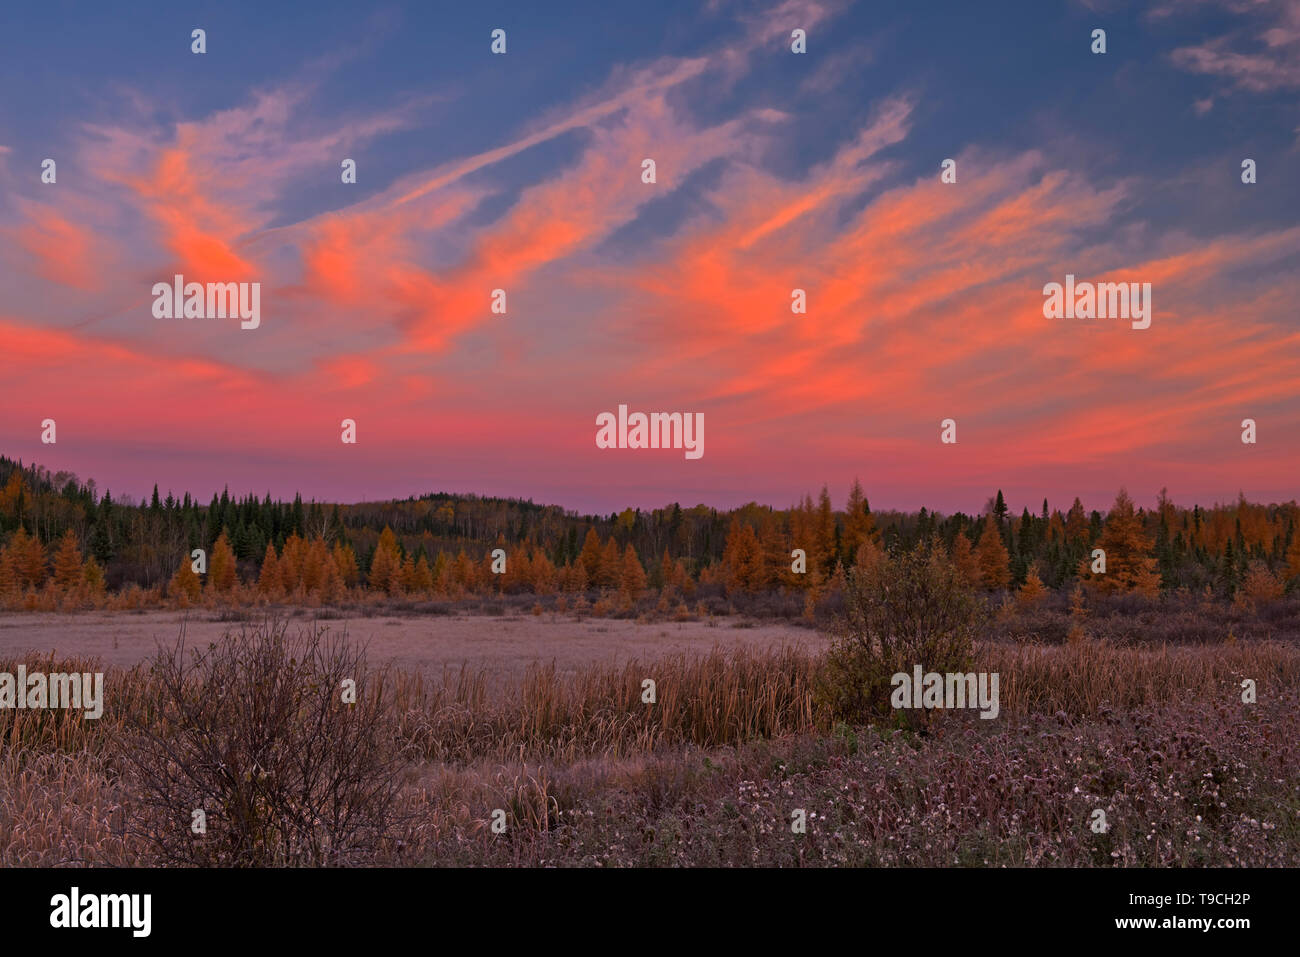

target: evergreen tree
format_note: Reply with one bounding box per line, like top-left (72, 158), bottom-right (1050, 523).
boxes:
top-left (90, 511), bottom-right (114, 564)
top-left (1222, 538), bottom-right (1238, 596)
top-left (993, 490), bottom-right (1008, 527)
top-left (1285, 527), bottom-right (1300, 582)
top-left (814, 485), bottom-right (836, 575)
top-left (0, 545), bottom-right (17, 595)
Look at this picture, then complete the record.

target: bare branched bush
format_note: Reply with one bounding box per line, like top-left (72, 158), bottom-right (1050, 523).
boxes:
top-left (122, 618), bottom-right (410, 866)
top-left (816, 540), bottom-right (987, 725)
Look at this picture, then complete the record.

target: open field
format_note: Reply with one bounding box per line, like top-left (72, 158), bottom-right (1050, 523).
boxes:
top-left (0, 610), bottom-right (827, 688)
top-left (1, 598), bottom-right (1297, 868)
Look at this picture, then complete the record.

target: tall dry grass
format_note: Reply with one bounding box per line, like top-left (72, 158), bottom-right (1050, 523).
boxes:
top-left (0, 652), bottom-right (150, 755)
top-left (388, 645), bottom-right (821, 762)
top-left (1, 616), bottom-right (1298, 866)
top-left (982, 636), bottom-right (1300, 717)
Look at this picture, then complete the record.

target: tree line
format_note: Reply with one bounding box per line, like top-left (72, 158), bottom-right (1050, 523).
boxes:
top-left (1, 455), bottom-right (1297, 609)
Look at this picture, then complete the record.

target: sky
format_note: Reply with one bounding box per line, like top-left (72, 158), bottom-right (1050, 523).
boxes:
top-left (1, 0), bottom-right (1297, 516)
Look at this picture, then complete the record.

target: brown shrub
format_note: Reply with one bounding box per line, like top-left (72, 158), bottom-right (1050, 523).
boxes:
top-left (122, 618), bottom-right (410, 866)
top-left (816, 540), bottom-right (987, 725)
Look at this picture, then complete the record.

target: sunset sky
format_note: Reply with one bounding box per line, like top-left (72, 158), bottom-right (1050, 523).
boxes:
top-left (1, 0), bottom-right (1297, 516)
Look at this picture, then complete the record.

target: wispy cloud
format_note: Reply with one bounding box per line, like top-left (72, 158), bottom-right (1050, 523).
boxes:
top-left (1, 0), bottom-right (1295, 512)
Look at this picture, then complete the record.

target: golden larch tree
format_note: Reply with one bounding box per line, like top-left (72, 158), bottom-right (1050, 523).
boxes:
top-left (578, 529), bottom-right (604, 584)
top-left (1084, 489), bottom-right (1161, 595)
top-left (790, 495), bottom-right (812, 572)
top-left (562, 560), bottom-right (588, 593)
top-left (852, 539), bottom-right (885, 583)
top-left (368, 527), bottom-right (402, 594)
top-left (398, 554), bottom-right (419, 594)
top-left (757, 511), bottom-right (787, 590)
top-left (0, 472), bottom-right (29, 521)
top-left (841, 479), bottom-right (879, 565)
top-left (1064, 498), bottom-right (1090, 545)
top-left (208, 532), bottom-right (238, 593)
top-left (722, 518), bottom-right (762, 592)
top-left (1017, 563), bottom-right (1047, 608)
top-left (317, 548), bottom-right (344, 602)
top-left (333, 543), bottom-right (360, 588)
top-left (301, 538), bottom-right (332, 594)
top-left (975, 516), bottom-right (1011, 589)
top-left (81, 557), bottom-right (106, 600)
top-left (452, 550), bottom-right (476, 592)
top-left (659, 549), bottom-right (675, 591)
top-left (500, 542), bottom-right (527, 592)
top-left (279, 533), bottom-right (308, 593)
top-left (1046, 510), bottom-right (1065, 544)
top-left (169, 554), bottom-right (201, 603)
top-left (619, 543), bottom-right (647, 600)
top-left (431, 552), bottom-right (451, 594)
top-left (258, 543), bottom-right (284, 598)
top-left (10, 527), bottom-right (47, 589)
top-left (1237, 561), bottom-right (1285, 607)
top-left (52, 529), bottom-right (84, 591)
top-left (529, 549), bottom-right (555, 593)
top-left (595, 538), bottom-right (620, 589)
top-left (949, 532), bottom-right (980, 587)
top-left (413, 554), bottom-right (435, 593)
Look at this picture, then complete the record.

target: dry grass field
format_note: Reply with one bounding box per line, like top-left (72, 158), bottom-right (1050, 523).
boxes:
top-left (0, 609), bottom-right (827, 689)
top-left (0, 585), bottom-right (1297, 868)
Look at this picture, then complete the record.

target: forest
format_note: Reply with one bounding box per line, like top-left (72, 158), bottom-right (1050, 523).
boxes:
top-left (1, 453), bottom-right (1297, 611)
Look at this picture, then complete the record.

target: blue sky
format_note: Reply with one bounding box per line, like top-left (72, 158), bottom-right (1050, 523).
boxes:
top-left (1, 0), bottom-right (1297, 514)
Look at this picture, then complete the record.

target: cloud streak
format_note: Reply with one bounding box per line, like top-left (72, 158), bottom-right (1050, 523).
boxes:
top-left (0, 0), bottom-right (1295, 514)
